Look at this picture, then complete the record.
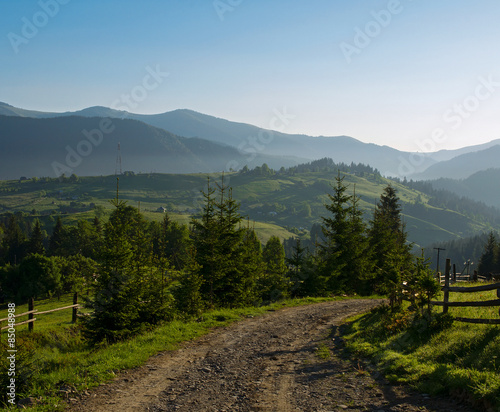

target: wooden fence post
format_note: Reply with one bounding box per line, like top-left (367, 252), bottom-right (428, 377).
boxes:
top-left (28, 297), bottom-right (34, 332)
top-left (443, 259), bottom-right (451, 314)
top-left (453, 264), bottom-right (457, 283)
top-left (72, 292), bottom-right (78, 323)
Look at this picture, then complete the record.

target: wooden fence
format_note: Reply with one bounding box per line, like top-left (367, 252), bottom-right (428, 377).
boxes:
top-left (431, 259), bottom-right (500, 325)
top-left (0, 293), bottom-right (79, 336)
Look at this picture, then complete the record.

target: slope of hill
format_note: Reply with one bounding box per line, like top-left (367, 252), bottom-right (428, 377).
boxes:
top-left (0, 102), bottom-right (432, 176)
top-left (426, 139), bottom-right (500, 162)
top-left (0, 115), bottom-right (301, 180)
top-left (413, 145), bottom-right (500, 180)
top-left (3, 101), bottom-right (500, 179)
top-left (1, 166), bottom-right (498, 249)
top-left (425, 168), bottom-right (500, 209)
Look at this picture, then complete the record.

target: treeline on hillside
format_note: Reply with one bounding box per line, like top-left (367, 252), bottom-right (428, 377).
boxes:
top-left (425, 233), bottom-right (491, 275)
top-left (0, 175), bottom-right (438, 344)
top-left (398, 179), bottom-right (500, 226)
top-left (239, 158), bottom-right (382, 178)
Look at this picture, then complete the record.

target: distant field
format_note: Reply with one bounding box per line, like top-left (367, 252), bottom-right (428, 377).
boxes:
top-left (0, 170), bottom-right (497, 247)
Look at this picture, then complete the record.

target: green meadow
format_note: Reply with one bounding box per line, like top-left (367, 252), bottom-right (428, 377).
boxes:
top-left (344, 282), bottom-right (500, 410)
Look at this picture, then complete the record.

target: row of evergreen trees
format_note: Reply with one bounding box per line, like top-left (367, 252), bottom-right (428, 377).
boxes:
top-left (0, 174), bottom-right (436, 344)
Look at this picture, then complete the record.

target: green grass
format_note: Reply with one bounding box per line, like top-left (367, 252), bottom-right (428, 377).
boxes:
top-left (1, 295), bottom-right (347, 411)
top-left (315, 342), bottom-right (332, 360)
top-left (0, 294), bottom-right (90, 336)
top-left (1, 170), bottom-right (496, 247)
top-left (343, 283), bottom-right (500, 410)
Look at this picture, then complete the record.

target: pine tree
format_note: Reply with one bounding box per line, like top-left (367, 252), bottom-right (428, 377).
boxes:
top-left (191, 177), bottom-right (220, 308)
top-left (191, 175), bottom-right (257, 308)
top-left (27, 219), bottom-right (45, 256)
top-left (238, 227), bottom-right (262, 305)
top-left (83, 202), bottom-right (173, 343)
top-left (3, 215), bottom-right (27, 265)
top-left (174, 248), bottom-right (204, 317)
top-left (318, 173), bottom-right (350, 292)
top-left (261, 235), bottom-right (289, 301)
top-left (210, 177), bottom-right (246, 307)
top-left (48, 216), bottom-right (65, 256)
top-left (157, 213), bottom-right (191, 270)
top-left (345, 187), bottom-right (373, 293)
top-left (369, 185), bottom-right (412, 305)
top-left (286, 238), bottom-right (312, 296)
top-left (318, 174), bottom-right (371, 294)
top-left (478, 232), bottom-right (498, 275)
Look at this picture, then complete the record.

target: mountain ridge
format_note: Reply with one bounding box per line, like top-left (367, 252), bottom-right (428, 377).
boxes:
top-left (0, 115), bottom-right (301, 180)
top-left (1, 101), bottom-right (498, 179)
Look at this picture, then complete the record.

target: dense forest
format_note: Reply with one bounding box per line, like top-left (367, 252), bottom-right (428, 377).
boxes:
top-left (398, 178), bottom-right (500, 226)
top-left (0, 174), bottom-right (439, 344)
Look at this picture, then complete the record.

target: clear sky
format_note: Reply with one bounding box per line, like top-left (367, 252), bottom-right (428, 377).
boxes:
top-left (1, 0), bottom-right (500, 152)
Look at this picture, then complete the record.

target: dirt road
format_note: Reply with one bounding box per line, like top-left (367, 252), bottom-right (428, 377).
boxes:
top-left (68, 300), bottom-right (476, 411)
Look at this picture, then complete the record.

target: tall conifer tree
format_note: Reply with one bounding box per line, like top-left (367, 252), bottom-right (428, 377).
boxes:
top-left (369, 185), bottom-right (412, 304)
top-left (478, 232), bottom-right (498, 275)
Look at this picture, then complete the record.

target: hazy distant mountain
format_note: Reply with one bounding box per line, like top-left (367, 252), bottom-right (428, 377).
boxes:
top-left (2, 101), bottom-right (500, 179)
top-left (428, 168), bottom-right (500, 209)
top-left (412, 145), bottom-right (500, 180)
top-left (0, 115), bottom-right (299, 180)
top-left (426, 139), bottom-right (500, 162)
top-left (0, 102), bottom-right (430, 175)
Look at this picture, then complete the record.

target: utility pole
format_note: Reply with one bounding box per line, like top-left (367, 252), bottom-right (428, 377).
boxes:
top-left (434, 247), bottom-right (446, 275)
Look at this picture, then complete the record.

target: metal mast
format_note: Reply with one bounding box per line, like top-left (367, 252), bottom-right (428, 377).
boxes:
top-left (115, 142), bottom-right (122, 175)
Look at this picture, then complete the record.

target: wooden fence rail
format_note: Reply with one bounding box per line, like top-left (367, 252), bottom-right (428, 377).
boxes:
top-left (0, 293), bottom-right (79, 335)
top-left (431, 259), bottom-right (500, 324)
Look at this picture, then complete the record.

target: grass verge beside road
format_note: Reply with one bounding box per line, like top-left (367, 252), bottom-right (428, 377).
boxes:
top-left (343, 283), bottom-right (500, 411)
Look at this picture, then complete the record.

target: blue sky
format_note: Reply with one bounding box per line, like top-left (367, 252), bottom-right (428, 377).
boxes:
top-left (1, 0), bottom-right (500, 152)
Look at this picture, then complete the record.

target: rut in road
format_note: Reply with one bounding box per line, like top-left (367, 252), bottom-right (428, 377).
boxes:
top-left (68, 299), bottom-right (476, 412)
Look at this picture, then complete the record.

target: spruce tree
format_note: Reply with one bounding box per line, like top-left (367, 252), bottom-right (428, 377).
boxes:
top-left (48, 216), bottom-right (65, 256)
top-left (319, 174), bottom-right (371, 294)
top-left (345, 187), bottom-right (372, 293)
top-left (191, 177), bottom-right (220, 308)
top-left (286, 238), bottom-right (312, 296)
top-left (369, 185), bottom-right (412, 304)
top-left (157, 213), bottom-right (191, 270)
top-left (318, 174), bottom-right (349, 292)
top-left (28, 219), bottom-right (45, 256)
top-left (191, 175), bottom-right (257, 308)
top-left (83, 202), bottom-right (173, 343)
top-left (174, 248), bottom-right (203, 317)
top-left (3, 215), bottom-right (27, 265)
top-left (478, 232), bottom-right (498, 275)
top-left (261, 235), bottom-right (289, 301)
top-left (238, 227), bottom-right (262, 306)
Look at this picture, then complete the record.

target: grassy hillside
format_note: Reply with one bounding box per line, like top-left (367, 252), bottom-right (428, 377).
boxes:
top-left (0, 169), bottom-right (498, 248)
top-left (345, 284), bottom-right (500, 410)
